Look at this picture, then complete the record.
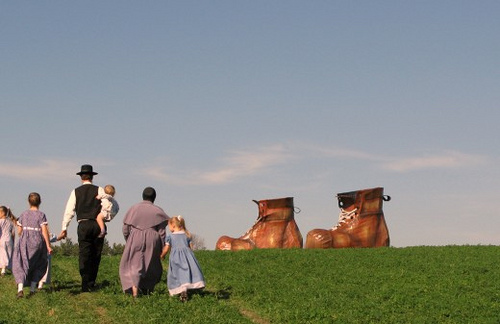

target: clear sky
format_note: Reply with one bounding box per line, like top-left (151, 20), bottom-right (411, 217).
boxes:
top-left (2, 1), bottom-right (500, 249)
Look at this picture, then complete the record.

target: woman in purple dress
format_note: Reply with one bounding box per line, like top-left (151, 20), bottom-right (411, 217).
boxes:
top-left (119, 187), bottom-right (169, 297)
top-left (12, 193), bottom-right (53, 298)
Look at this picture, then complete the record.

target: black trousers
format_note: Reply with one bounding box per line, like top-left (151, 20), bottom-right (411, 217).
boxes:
top-left (77, 220), bottom-right (104, 289)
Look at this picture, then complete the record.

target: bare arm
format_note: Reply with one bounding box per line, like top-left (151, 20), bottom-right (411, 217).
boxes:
top-left (10, 221), bottom-right (15, 240)
top-left (41, 224), bottom-right (53, 255)
top-left (160, 244), bottom-right (170, 260)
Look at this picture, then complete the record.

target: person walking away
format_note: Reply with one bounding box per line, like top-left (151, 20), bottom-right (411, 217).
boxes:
top-left (58, 164), bottom-right (105, 292)
top-left (38, 233), bottom-right (60, 291)
top-left (119, 187), bottom-right (169, 298)
top-left (0, 206), bottom-right (16, 276)
top-left (12, 193), bottom-right (53, 298)
top-left (161, 215), bottom-right (205, 302)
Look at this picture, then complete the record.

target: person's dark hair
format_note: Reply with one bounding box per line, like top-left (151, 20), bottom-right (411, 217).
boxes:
top-left (80, 174), bottom-right (93, 181)
top-left (28, 192), bottom-right (41, 207)
top-left (0, 206), bottom-right (16, 222)
top-left (142, 187), bottom-right (156, 203)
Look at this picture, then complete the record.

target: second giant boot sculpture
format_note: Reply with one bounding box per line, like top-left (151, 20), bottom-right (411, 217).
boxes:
top-left (216, 197), bottom-right (303, 250)
top-left (305, 187), bottom-right (390, 249)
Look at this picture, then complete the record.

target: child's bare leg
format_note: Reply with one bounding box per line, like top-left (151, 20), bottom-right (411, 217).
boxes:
top-left (97, 214), bottom-right (106, 238)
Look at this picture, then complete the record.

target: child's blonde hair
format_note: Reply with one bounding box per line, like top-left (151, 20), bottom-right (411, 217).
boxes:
top-left (104, 184), bottom-right (116, 196)
top-left (169, 215), bottom-right (191, 238)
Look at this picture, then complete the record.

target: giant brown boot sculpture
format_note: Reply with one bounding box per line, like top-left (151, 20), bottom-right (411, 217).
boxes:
top-left (216, 197), bottom-right (303, 250)
top-left (305, 187), bottom-right (390, 249)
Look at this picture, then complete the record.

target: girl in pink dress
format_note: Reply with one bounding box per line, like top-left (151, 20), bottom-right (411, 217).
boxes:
top-left (0, 206), bottom-right (16, 276)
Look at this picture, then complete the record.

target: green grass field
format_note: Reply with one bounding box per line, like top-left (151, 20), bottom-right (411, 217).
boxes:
top-left (1, 246), bottom-right (499, 323)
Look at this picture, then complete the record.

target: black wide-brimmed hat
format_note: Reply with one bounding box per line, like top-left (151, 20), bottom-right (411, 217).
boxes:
top-left (76, 164), bottom-right (98, 175)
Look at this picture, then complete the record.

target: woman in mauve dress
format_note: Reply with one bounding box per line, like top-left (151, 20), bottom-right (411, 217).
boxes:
top-left (0, 206), bottom-right (16, 276)
top-left (119, 187), bottom-right (169, 297)
top-left (12, 193), bottom-right (53, 298)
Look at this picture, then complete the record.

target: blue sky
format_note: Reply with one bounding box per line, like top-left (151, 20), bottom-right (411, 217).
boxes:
top-left (2, 1), bottom-right (500, 249)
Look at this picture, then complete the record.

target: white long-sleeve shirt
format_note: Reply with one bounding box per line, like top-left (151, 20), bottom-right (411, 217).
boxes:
top-left (62, 182), bottom-right (105, 231)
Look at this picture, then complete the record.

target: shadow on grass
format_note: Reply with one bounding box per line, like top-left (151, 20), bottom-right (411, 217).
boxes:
top-left (120, 286), bottom-right (233, 301)
top-left (49, 279), bottom-right (233, 301)
top-left (51, 279), bottom-right (113, 295)
top-left (51, 280), bottom-right (80, 292)
top-left (188, 286), bottom-right (232, 300)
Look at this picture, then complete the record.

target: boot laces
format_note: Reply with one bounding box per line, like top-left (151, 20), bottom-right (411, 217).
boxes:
top-left (332, 208), bottom-right (357, 229)
top-left (240, 217), bottom-right (262, 240)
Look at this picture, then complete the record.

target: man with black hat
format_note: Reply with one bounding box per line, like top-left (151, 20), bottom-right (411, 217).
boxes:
top-left (58, 164), bottom-right (106, 292)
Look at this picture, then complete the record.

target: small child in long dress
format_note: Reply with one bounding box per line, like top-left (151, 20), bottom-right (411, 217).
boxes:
top-left (160, 215), bottom-right (205, 302)
top-left (38, 233), bottom-right (60, 291)
top-left (0, 206), bottom-right (16, 276)
top-left (96, 184), bottom-right (119, 238)
top-left (12, 192), bottom-right (53, 298)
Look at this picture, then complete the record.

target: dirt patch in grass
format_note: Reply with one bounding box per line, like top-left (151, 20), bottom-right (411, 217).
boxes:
top-left (238, 307), bottom-right (270, 324)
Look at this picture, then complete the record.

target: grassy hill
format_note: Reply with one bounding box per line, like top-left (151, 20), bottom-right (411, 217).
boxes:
top-left (1, 246), bottom-right (499, 323)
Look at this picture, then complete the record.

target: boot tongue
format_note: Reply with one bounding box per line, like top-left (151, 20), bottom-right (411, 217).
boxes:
top-left (337, 192), bottom-right (356, 209)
